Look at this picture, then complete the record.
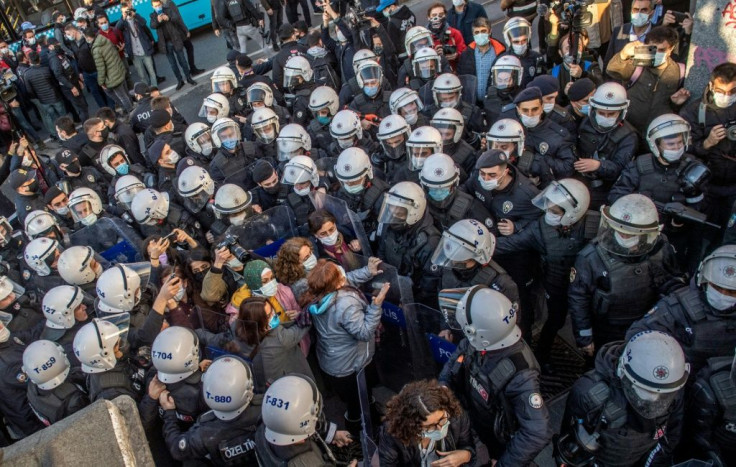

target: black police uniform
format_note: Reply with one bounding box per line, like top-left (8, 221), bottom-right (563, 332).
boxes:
top-left (371, 148), bottom-right (410, 179)
top-left (255, 421), bottom-right (340, 466)
top-left (513, 115), bottom-right (576, 187)
top-left (251, 183), bottom-right (290, 211)
top-left (561, 341), bottom-right (684, 466)
top-left (307, 118), bottom-right (333, 152)
top-left (86, 358), bottom-right (148, 402)
top-left (326, 135), bottom-right (380, 159)
top-left (546, 105), bottom-right (578, 138)
top-left (106, 163), bottom-right (157, 204)
top-left (0, 232), bottom-right (27, 282)
top-left (209, 141), bottom-right (262, 189)
top-left (626, 282), bottom-right (736, 377)
top-left (332, 177), bottom-right (389, 240)
top-left (568, 237), bottom-right (680, 350)
top-left (498, 50), bottom-right (546, 87)
top-left (439, 338), bottom-right (552, 465)
top-left (139, 369), bottom-right (208, 431)
top-left (129, 95), bottom-right (154, 134)
top-left (60, 166), bottom-right (110, 205)
top-left (397, 56), bottom-right (451, 92)
top-left (438, 261), bottom-right (520, 307)
top-left (14, 191), bottom-right (46, 225)
top-left (339, 78), bottom-right (392, 107)
top-left (285, 82), bottom-right (315, 127)
top-left (137, 200), bottom-right (208, 246)
top-left (424, 100), bottom-right (485, 144)
top-left (439, 140), bottom-right (476, 180)
top-left (0, 336), bottom-right (44, 437)
top-left (576, 117), bottom-right (639, 210)
top-left (484, 87), bottom-right (518, 124)
top-left (388, 162), bottom-right (420, 185)
top-left (425, 190), bottom-right (494, 232)
top-left (27, 369), bottom-right (89, 427)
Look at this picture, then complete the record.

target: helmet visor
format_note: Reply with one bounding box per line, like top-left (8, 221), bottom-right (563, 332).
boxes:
top-left (0, 218), bottom-right (12, 247)
top-left (212, 80), bottom-right (233, 94)
top-left (276, 139), bottom-right (303, 162)
top-left (409, 38), bottom-right (432, 56)
top-left (255, 124), bottom-right (277, 143)
top-left (532, 181), bottom-right (578, 212)
top-left (431, 121), bottom-right (459, 143)
top-left (247, 88), bottom-right (268, 106)
top-left (506, 24), bottom-right (531, 40)
top-left (621, 377), bottom-right (679, 419)
top-left (437, 287), bottom-right (471, 330)
top-left (597, 219), bottom-right (658, 257)
top-left (431, 233), bottom-right (476, 269)
top-left (377, 194), bottom-right (412, 226)
top-left (281, 164), bottom-right (313, 185)
top-left (413, 58), bottom-right (438, 79)
top-left (182, 190), bottom-right (211, 213)
top-left (115, 185), bottom-right (143, 210)
top-left (0, 276), bottom-right (25, 304)
top-left (283, 71), bottom-right (304, 89)
top-left (492, 69), bottom-right (519, 90)
top-left (359, 66), bottom-right (382, 84)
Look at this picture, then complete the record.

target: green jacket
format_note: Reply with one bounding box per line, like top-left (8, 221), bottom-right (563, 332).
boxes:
top-left (91, 34), bottom-right (126, 89)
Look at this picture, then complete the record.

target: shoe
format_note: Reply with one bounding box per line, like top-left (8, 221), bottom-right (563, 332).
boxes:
top-left (157, 76), bottom-right (166, 83)
top-left (191, 68), bottom-right (205, 75)
top-left (186, 77), bottom-right (197, 85)
top-left (272, 43), bottom-right (280, 52)
top-left (176, 81), bottom-right (185, 91)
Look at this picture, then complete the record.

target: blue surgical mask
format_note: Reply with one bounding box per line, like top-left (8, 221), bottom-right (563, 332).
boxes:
top-left (382, 8), bottom-right (391, 18)
top-left (428, 187), bottom-right (451, 201)
top-left (473, 33), bottom-right (489, 47)
top-left (155, 7), bottom-right (163, 13)
top-left (343, 182), bottom-right (365, 194)
top-left (579, 104), bottom-right (590, 116)
top-left (364, 85), bottom-right (379, 97)
top-left (116, 162), bottom-right (130, 175)
top-left (317, 115), bottom-right (331, 125)
top-left (268, 313), bottom-right (280, 329)
top-left (100, 23), bottom-right (109, 31)
top-left (222, 138), bottom-right (237, 150)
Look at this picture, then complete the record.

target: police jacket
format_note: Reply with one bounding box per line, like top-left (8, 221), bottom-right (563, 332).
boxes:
top-left (521, 116), bottom-right (576, 184)
top-left (14, 192), bottom-right (46, 225)
top-left (439, 261), bottom-right (520, 307)
top-left (348, 88), bottom-right (392, 120)
top-left (255, 424), bottom-right (336, 466)
top-left (426, 189), bottom-right (493, 232)
top-left (439, 338), bottom-right (552, 466)
top-left (484, 86), bottom-right (518, 124)
top-left (307, 118), bottom-right (332, 151)
top-left (0, 336), bottom-right (44, 437)
top-left (271, 40), bottom-right (309, 93)
top-left (61, 167), bottom-right (109, 204)
top-left (378, 410), bottom-right (477, 466)
top-left (576, 117), bottom-right (638, 188)
top-left (568, 237), bottom-right (680, 347)
top-left (626, 282), bottom-right (736, 376)
top-left (608, 153), bottom-right (697, 205)
top-left (208, 141), bottom-right (261, 189)
top-left (563, 341), bottom-right (683, 466)
top-left (163, 399), bottom-right (262, 465)
top-left (27, 370), bottom-right (89, 427)
top-left (129, 96), bottom-right (154, 134)
top-left (87, 357), bottom-right (148, 402)
top-left (139, 369), bottom-right (207, 432)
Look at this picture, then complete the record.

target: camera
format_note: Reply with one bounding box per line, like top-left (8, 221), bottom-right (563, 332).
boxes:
top-left (549, 0), bottom-right (595, 32)
top-left (632, 45), bottom-right (658, 67)
top-left (0, 69), bottom-right (17, 103)
top-left (343, 0), bottom-right (376, 49)
top-left (725, 120), bottom-right (736, 141)
top-left (217, 233), bottom-right (251, 263)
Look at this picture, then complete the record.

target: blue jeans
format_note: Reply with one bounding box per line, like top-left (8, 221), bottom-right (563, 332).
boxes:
top-left (165, 43), bottom-right (190, 81)
top-left (82, 71), bottom-right (115, 108)
top-left (36, 100), bottom-right (66, 136)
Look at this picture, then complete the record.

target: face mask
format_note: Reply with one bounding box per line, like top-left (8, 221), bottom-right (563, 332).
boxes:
top-left (404, 109), bottom-right (418, 125)
top-left (116, 163), bottom-right (130, 175)
top-left (374, 46), bottom-right (384, 55)
top-left (100, 23), bottom-right (109, 31)
top-left (614, 231), bottom-right (639, 249)
top-left (336, 30), bottom-right (347, 43)
top-left (706, 284), bottom-right (736, 311)
top-left (579, 104), bottom-right (590, 116)
top-left (512, 43), bottom-right (527, 55)
top-left (653, 52), bottom-right (667, 67)
top-left (630, 12), bottom-right (650, 27)
top-left (520, 114), bottom-right (540, 128)
top-left (308, 46), bottom-right (327, 58)
top-left (159, 253), bottom-right (169, 266)
top-left (303, 253), bottom-right (317, 271)
top-left (479, 175), bottom-right (499, 191)
top-left (222, 138), bottom-right (237, 150)
top-left (473, 33), bottom-right (489, 47)
top-left (264, 183), bottom-right (280, 195)
top-left (294, 185), bottom-right (311, 196)
top-left (27, 38), bottom-right (36, 46)
top-left (337, 138), bottom-right (354, 149)
top-left (661, 147), bottom-right (684, 162)
top-left (155, 7), bottom-right (163, 13)
top-left (411, 155), bottom-right (427, 170)
top-left (65, 34), bottom-right (75, 41)
top-left (364, 85), bottom-right (379, 98)
top-left (422, 420), bottom-right (450, 441)
top-left (268, 313), bottom-right (280, 329)
top-left (0, 48), bottom-right (8, 56)
top-left (206, 114), bottom-right (217, 123)
top-left (166, 150), bottom-right (181, 165)
top-left (21, 155), bottom-right (32, 167)
top-left (100, 128), bottom-right (110, 140)
top-left (428, 187), bottom-right (451, 201)
top-left (713, 92), bottom-right (736, 109)
top-left (545, 211), bottom-right (563, 226)
top-left (563, 54), bottom-right (575, 65)
top-left (439, 98), bottom-right (457, 109)
top-left (226, 257), bottom-right (243, 269)
top-left (25, 180), bottom-right (39, 193)
top-left (200, 142), bottom-right (213, 156)
top-left (258, 279), bottom-right (278, 297)
top-left (453, 0), bottom-right (464, 6)
top-left (343, 182), bottom-right (365, 194)
top-left (81, 213), bottom-right (97, 226)
top-left (173, 285), bottom-right (185, 301)
top-left (382, 8), bottom-right (391, 18)
top-left (0, 325), bottom-right (9, 343)
top-left (594, 114), bottom-right (618, 129)
top-left (320, 230), bottom-right (340, 246)
top-left (229, 211), bottom-right (248, 226)
top-left (55, 206), bottom-right (69, 216)
top-left (317, 115), bottom-right (331, 125)
top-left (543, 102), bottom-right (555, 114)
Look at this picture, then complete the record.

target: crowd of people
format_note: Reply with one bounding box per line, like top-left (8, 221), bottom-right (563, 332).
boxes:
top-left (0, 0), bottom-right (734, 464)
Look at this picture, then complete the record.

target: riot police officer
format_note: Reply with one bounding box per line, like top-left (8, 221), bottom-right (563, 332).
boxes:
top-left (483, 56), bottom-right (523, 124)
top-left (198, 93), bottom-right (231, 126)
top-left (244, 82), bottom-right (290, 127)
top-left (407, 47), bottom-right (442, 102)
top-left (495, 179), bottom-right (596, 371)
top-left (24, 210), bottom-right (67, 245)
top-left (430, 108), bottom-right (475, 177)
top-left (376, 181), bottom-right (441, 304)
top-left (56, 246), bottom-right (105, 292)
top-left (392, 126), bottom-right (443, 184)
top-left (212, 183), bottom-right (254, 229)
top-left (307, 86), bottom-right (340, 151)
top-left (438, 286), bottom-right (552, 465)
top-left (176, 166), bottom-right (218, 232)
top-left (130, 188), bottom-right (206, 245)
top-left (575, 82), bottom-right (638, 210)
top-left (557, 331), bottom-right (687, 466)
top-left (327, 109), bottom-right (379, 158)
top-left (569, 194), bottom-right (681, 356)
top-left (183, 122), bottom-right (216, 168)
top-left (0, 275), bottom-right (43, 333)
top-left (40, 284), bottom-right (92, 361)
top-left (99, 144), bottom-right (154, 202)
top-left (420, 153), bottom-right (492, 231)
top-left (129, 82), bottom-right (155, 134)
top-left (283, 56), bottom-right (315, 126)
top-left (372, 114), bottom-right (411, 175)
top-left (23, 237), bottom-right (67, 298)
top-left (23, 339), bottom-right (89, 426)
top-left (399, 27), bottom-right (451, 92)
top-left (424, 73), bottom-right (484, 143)
top-left (626, 244), bottom-right (736, 375)
top-left (389, 87), bottom-right (429, 128)
top-left (209, 117), bottom-right (263, 189)
top-left (54, 149), bottom-right (109, 204)
top-left (249, 107), bottom-right (280, 161)
top-left (338, 49), bottom-right (383, 106)
top-left (210, 66), bottom-right (247, 118)
top-left (276, 123), bottom-right (323, 169)
top-left (160, 355), bottom-right (262, 464)
top-left (348, 60), bottom-right (392, 126)
top-left (8, 169), bottom-right (46, 225)
top-left (498, 18), bottom-right (546, 86)
top-left (281, 155), bottom-right (324, 226)
top-left (112, 175), bottom-right (146, 222)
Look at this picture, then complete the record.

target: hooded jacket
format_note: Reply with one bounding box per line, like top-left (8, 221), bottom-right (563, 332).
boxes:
top-left (90, 34), bottom-right (127, 88)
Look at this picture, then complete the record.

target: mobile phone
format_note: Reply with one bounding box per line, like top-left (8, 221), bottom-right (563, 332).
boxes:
top-left (671, 11), bottom-right (687, 23)
top-left (162, 231), bottom-right (177, 241)
top-left (632, 45), bottom-right (657, 67)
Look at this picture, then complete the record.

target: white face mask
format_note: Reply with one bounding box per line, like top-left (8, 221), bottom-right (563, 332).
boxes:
top-left (258, 278), bottom-right (278, 297)
top-left (320, 230), bottom-right (340, 246)
top-left (337, 137), bottom-right (354, 149)
top-left (630, 12), bottom-right (650, 27)
top-left (614, 231), bottom-right (640, 249)
top-left (206, 114), bottom-right (217, 123)
top-left (653, 51), bottom-right (668, 67)
top-left (520, 114), bottom-right (540, 128)
top-left (712, 91), bottom-right (736, 109)
top-left (512, 43), bottom-right (527, 55)
top-left (412, 155), bottom-right (427, 170)
top-left (336, 30), bottom-right (347, 43)
top-left (226, 257), bottom-right (244, 269)
top-left (302, 253), bottom-right (317, 271)
top-left (81, 213), bottom-right (97, 226)
top-left (595, 114), bottom-right (618, 128)
top-left (452, 0), bottom-right (464, 6)
top-left (542, 102), bottom-right (555, 114)
top-left (343, 182), bottom-right (365, 194)
top-left (21, 155), bottom-right (33, 167)
top-left (200, 142), bottom-right (214, 156)
top-left (55, 206), bottom-right (70, 216)
top-left (706, 284), bottom-right (736, 311)
top-left (661, 147), bottom-right (684, 162)
top-left (294, 185), bottom-right (311, 196)
top-left (545, 211), bottom-right (563, 226)
top-left (478, 175), bottom-right (499, 191)
top-left (166, 150), bottom-right (181, 165)
top-left (229, 211), bottom-right (248, 226)
top-left (403, 109), bottom-right (418, 125)
top-left (173, 286), bottom-right (186, 301)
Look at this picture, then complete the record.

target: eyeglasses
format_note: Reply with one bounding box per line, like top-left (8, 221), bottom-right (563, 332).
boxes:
top-left (422, 412), bottom-right (449, 432)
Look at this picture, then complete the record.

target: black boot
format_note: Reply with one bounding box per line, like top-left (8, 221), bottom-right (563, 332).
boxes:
top-left (186, 76), bottom-right (197, 85)
top-left (176, 80), bottom-right (185, 90)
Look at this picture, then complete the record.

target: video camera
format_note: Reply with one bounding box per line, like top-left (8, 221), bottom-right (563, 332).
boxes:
top-left (0, 69), bottom-right (17, 103)
top-left (343, 0), bottom-right (377, 49)
top-left (217, 232), bottom-right (251, 263)
top-left (544, 0), bottom-right (595, 31)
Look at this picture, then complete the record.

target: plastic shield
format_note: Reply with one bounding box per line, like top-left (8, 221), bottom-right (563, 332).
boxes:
top-left (408, 302), bottom-right (458, 366)
top-left (437, 287), bottom-right (473, 331)
top-left (457, 74), bottom-right (477, 105)
top-left (222, 163), bottom-right (257, 190)
top-left (70, 217), bottom-right (144, 263)
top-left (315, 157), bottom-right (338, 185)
top-left (224, 205), bottom-right (298, 260)
top-left (309, 191), bottom-right (373, 256)
top-left (357, 366), bottom-right (380, 467)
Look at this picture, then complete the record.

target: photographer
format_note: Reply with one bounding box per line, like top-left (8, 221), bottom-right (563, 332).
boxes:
top-left (376, 0), bottom-right (416, 57)
top-left (116, 2), bottom-right (157, 87)
top-left (547, 31), bottom-right (603, 105)
top-left (603, 0), bottom-right (655, 66)
top-left (425, 3), bottom-right (465, 70)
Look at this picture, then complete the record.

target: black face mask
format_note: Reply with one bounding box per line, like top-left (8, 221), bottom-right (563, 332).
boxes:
top-left (263, 184), bottom-right (280, 195)
top-left (193, 269), bottom-right (209, 283)
top-left (25, 180), bottom-right (39, 194)
top-left (65, 161), bottom-right (82, 176)
top-left (100, 127), bottom-right (110, 140)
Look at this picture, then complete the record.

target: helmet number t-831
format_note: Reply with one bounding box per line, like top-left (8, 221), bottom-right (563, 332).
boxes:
top-left (265, 395), bottom-right (290, 410)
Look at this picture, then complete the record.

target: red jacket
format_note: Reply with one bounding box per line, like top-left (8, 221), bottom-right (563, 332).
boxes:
top-left (99, 28), bottom-right (125, 58)
top-left (431, 26), bottom-right (466, 70)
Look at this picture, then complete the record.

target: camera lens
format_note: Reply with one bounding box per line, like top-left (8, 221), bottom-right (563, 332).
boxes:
top-left (230, 243), bottom-right (250, 263)
top-left (727, 125), bottom-right (736, 141)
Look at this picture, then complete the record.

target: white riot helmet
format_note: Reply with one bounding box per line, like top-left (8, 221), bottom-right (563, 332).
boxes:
top-left (114, 175), bottom-right (145, 211)
top-left (412, 47), bottom-right (440, 80)
top-left (262, 374), bottom-right (323, 445)
top-left (407, 126), bottom-right (443, 171)
top-left (432, 73), bottom-right (463, 109)
top-left (211, 117), bottom-right (242, 149)
top-left (335, 148), bottom-right (373, 193)
top-left (151, 326), bottom-right (200, 383)
top-left (389, 87), bottom-right (424, 125)
top-left (185, 122), bottom-right (215, 156)
top-left (487, 118), bottom-right (525, 156)
top-left (23, 340), bottom-right (71, 390)
top-left (42, 285), bottom-right (89, 329)
top-left (24, 238), bottom-right (61, 276)
top-left (213, 184), bottom-right (252, 224)
top-left (645, 113), bottom-right (691, 160)
top-left (432, 219), bottom-right (496, 268)
top-left (282, 155), bottom-right (320, 188)
top-left (0, 275), bottom-right (23, 307)
top-left (276, 124), bottom-right (311, 162)
top-left (532, 178), bottom-right (590, 227)
top-left (589, 82), bottom-right (630, 132)
top-left (491, 55), bottom-right (523, 90)
top-left (68, 187), bottom-right (103, 226)
top-left (377, 115), bottom-right (411, 160)
top-left (330, 110), bottom-right (363, 149)
top-left (95, 263), bottom-right (148, 313)
top-left (600, 194), bottom-right (661, 256)
top-left (352, 49), bottom-right (378, 74)
top-left (356, 60), bottom-right (383, 91)
top-left (198, 93), bottom-right (230, 124)
top-left (378, 181), bottom-right (427, 227)
top-left (697, 244), bottom-right (736, 290)
top-left (431, 108), bottom-right (465, 145)
top-left (210, 66), bottom-right (237, 94)
top-left (438, 285), bottom-right (521, 351)
top-left (283, 56), bottom-right (313, 89)
top-left (246, 82), bottom-right (274, 108)
top-left (57, 246), bottom-right (102, 285)
top-left (0, 217), bottom-right (13, 248)
top-left (24, 210), bottom-right (62, 240)
top-left (308, 86), bottom-right (340, 119)
top-left (98, 144), bottom-right (129, 177)
top-left (404, 26), bottom-right (433, 57)
top-left (177, 166), bottom-right (215, 213)
top-left (420, 153), bottom-right (459, 191)
top-left (201, 356), bottom-right (255, 420)
top-left (503, 17), bottom-right (532, 52)
top-left (73, 319), bottom-right (122, 374)
top-left (251, 107), bottom-right (280, 144)
top-left (617, 331), bottom-right (689, 419)
top-left (131, 188), bottom-right (169, 225)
